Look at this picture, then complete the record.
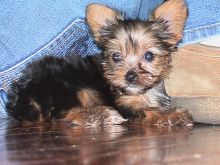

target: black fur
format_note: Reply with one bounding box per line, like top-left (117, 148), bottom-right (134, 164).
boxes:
top-left (7, 55), bottom-right (113, 122)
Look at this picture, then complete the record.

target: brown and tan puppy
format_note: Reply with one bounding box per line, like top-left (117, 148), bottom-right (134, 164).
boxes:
top-left (7, 0), bottom-right (193, 126)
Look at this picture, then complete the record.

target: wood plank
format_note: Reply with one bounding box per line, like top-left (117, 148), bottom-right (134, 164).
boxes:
top-left (1, 119), bottom-right (220, 165)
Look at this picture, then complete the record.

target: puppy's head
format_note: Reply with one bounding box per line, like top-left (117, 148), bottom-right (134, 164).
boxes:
top-left (86, 0), bottom-right (188, 95)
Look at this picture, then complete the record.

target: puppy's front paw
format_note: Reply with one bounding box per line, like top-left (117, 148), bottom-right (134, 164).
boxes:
top-left (65, 106), bottom-right (127, 127)
top-left (164, 108), bottom-right (193, 126)
top-left (98, 106), bottom-right (127, 125)
top-left (144, 108), bottom-right (193, 126)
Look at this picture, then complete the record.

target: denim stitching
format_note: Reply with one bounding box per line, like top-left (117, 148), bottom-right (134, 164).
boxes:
top-left (185, 22), bottom-right (220, 33)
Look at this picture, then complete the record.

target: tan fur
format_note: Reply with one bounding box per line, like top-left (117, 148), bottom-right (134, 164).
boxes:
top-left (29, 99), bottom-right (41, 112)
top-left (86, 4), bottom-right (122, 43)
top-left (107, 25), bottom-right (164, 56)
top-left (115, 85), bottom-right (167, 111)
top-left (144, 111), bottom-right (163, 124)
top-left (103, 28), bottom-right (172, 91)
top-left (29, 99), bottom-right (43, 122)
top-left (144, 108), bottom-right (193, 125)
top-left (116, 95), bottom-right (151, 110)
top-left (152, 0), bottom-right (188, 44)
top-left (64, 107), bottom-right (83, 123)
top-left (77, 89), bottom-right (104, 108)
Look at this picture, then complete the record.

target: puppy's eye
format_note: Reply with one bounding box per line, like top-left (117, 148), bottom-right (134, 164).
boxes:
top-left (112, 52), bottom-right (122, 62)
top-left (144, 51), bottom-right (154, 62)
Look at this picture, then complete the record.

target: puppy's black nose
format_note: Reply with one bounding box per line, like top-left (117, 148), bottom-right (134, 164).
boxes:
top-left (125, 71), bottom-right (138, 83)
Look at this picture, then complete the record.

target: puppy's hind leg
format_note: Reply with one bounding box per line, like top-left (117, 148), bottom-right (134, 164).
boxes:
top-left (63, 88), bottom-right (127, 126)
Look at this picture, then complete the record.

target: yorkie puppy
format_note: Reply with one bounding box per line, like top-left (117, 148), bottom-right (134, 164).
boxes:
top-left (7, 0), bottom-right (193, 126)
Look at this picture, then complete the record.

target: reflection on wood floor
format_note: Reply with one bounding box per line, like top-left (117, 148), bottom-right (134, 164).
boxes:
top-left (1, 119), bottom-right (220, 165)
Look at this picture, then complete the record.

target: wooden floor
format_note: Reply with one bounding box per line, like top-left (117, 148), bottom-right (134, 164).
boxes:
top-left (1, 120), bottom-right (220, 165)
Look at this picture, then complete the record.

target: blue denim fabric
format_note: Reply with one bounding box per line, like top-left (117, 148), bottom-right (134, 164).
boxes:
top-left (181, 0), bottom-right (220, 45)
top-left (0, 0), bottom-right (220, 118)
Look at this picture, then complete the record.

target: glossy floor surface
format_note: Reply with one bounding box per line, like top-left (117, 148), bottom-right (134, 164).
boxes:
top-left (0, 119), bottom-right (220, 165)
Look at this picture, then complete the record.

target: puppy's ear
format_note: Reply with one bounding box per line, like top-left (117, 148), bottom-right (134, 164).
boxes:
top-left (86, 4), bottom-right (123, 44)
top-left (152, 0), bottom-right (188, 44)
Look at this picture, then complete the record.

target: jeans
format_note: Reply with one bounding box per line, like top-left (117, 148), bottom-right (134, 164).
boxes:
top-left (0, 0), bottom-right (220, 118)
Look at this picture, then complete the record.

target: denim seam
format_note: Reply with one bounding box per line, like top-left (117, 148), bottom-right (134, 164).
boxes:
top-left (181, 22), bottom-right (220, 45)
top-left (185, 22), bottom-right (220, 33)
top-left (0, 94), bottom-right (7, 117)
top-left (0, 19), bottom-right (85, 75)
